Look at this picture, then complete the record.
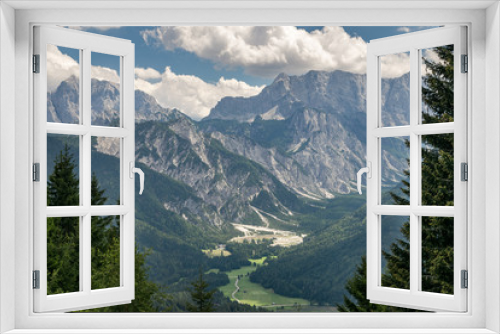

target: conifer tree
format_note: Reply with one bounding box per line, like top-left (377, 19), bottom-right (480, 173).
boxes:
top-left (48, 143), bottom-right (79, 207)
top-left (47, 143), bottom-right (80, 294)
top-left (337, 257), bottom-right (388, 312)
top-left (186, 270), bottom-right (215, 312)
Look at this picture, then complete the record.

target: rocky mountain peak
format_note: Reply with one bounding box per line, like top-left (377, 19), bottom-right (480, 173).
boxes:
top-left (47, 76), bottom-right (185, 125)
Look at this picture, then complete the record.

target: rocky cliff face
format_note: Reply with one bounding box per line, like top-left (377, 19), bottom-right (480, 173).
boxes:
top-left (47, 76), bottom-right (182, 125)
top-left (135, 118), bottom-right (304, 226)
top-left (202, 70), bottom-right (409, 196)
top-left (206, 70), bottom-right (408, 126)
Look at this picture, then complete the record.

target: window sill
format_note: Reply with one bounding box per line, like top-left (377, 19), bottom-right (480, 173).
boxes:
top-left (4, 329), bottom-right (497, 334)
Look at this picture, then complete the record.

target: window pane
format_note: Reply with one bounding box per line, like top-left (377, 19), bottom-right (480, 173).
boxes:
top-left (91, 137), bottom-right (121, 205)
top-left (421, 45), bottom-right (454, 124)
top-left (421, 134), bottom-right (454, 206)
top-left (47, 134), bottom-right (80, 206)
top-left (381, 137), bottom-right (410, 205)
top-left (47, 45), bottom-right (80, 124)
top-left (380, 52), bottom-right (410, 127)
top-left (421, 216), bottom-right (454, 295)
top-left (47, 217), bottom-right (80, 295)
top-left (92, 216), bottom-right (121, 290)
top-left (381, 215), bottom-right (410, 290)
top-left (91, 52), bottom-right (121, 127)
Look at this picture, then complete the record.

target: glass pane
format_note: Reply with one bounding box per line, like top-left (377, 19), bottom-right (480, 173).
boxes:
top-left (421, 45), bottom-right (454, 124)
top-left (91, 137), bottom-right (121, 205)
top-left (421, 216), bottom-right (454, 294)
top-left (421, 134), bottom-right (454, 206)
top-left (380, 52), bottom-right (410, 127)
top-left (381, 215), bottom-right (410, 290)
top-left (47, 45), bottom-right (80, 124)
top-left (47, 217), bottom-right (80, 295)
top-left (381, 137), bottom-right (410, 205)
top-left (47, 134), bottom-right (80, 206)
top-left (91, 52), bottom-right (121, 127)
top-left (92, 215), bottom-right (121, 290)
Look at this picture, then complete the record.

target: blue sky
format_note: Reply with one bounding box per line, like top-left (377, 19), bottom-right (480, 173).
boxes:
top-left (53, 26), bottom-right (432, 119)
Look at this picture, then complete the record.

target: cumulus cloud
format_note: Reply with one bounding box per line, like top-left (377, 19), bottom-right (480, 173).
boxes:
top-left (47, 45), bottom-right (120, 92)
top-left (91, 66), bottom-right (120, 83)
top-left (47, 44), bottom-right (80, 92)
top-left (135, 67), bottom-right (162, 81)
top-left (380, 52), bottom-right (410, 78)
top-left (141, 26), bottom-right (410, 79)
top-left (135, 66), bottom-right (264, 120)
top-left (397, 27), bottom-right (411, 33)
top-left (47, 45), bottom-right (262, 120)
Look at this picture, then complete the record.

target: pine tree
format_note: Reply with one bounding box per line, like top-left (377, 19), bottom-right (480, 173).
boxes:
top-left (186, 270), bottom-right (215, 312)
top-left (48, 143), bottom-right (79, 207)
top-left (337, 257), bottom-right (388, 312)
top-left (47, 143), bottom-right (80, 295)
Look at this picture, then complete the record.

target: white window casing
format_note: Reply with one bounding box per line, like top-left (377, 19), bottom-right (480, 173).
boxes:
top-left (0, 2), bottom-right (495, 333)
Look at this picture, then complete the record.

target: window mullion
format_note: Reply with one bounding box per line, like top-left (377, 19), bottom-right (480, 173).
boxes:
top-left (409, 47), bottom-right (420, 294)
top-left (82, 47), bottom-right (92, 294)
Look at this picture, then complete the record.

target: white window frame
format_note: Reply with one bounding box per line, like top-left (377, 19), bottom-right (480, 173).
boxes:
top-left (366, 26), bottom-right (467, 312)
top-left (0, 1), bottom-right (498, 333)
top-left (33, 25), bottom-right (136, 313)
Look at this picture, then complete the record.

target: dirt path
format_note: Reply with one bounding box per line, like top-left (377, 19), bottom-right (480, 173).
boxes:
top-left (231, 277), bottom-right (240, 302)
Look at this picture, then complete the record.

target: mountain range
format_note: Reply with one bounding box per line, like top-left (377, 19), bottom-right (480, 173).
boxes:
top-left (48, 70), bottom-right (408, 226)
top-left (47, 69), bottom-right (410, 305)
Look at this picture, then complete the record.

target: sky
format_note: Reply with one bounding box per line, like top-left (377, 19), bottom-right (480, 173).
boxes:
top-left (50, 26), bottom-right (433, 120)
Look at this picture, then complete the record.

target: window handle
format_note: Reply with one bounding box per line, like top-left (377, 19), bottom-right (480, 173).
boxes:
top-left (357, 162), bottom-right (372, 195)
top-left (129, 162), bottom-right (144, 195)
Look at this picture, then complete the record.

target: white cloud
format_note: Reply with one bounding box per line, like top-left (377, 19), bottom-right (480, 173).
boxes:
top-left (421, 48), bottom-right (444, 76)
top-left (397, 27), bottom-right (411, 33)
top-left (380, 52), bottom-right (410, 78)
top-left (91, 66), bottom-right (120, 83)
top-left (47, 45), bottom-right (120, 92)
top-left (141, 26), bottom-right (409, 79)
top-left (135, 67), bottom-right (162, 81)
top-left (135, 66), bottom-right (264, 120)
top-left (47, 45), bottom-right (261, 120)
top-left (46, 44), bottom-right (80, 92)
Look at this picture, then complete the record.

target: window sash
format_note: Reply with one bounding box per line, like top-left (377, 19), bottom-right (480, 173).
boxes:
top-left (366, 26), bottom-right (467, 312)
top-left (33, 25), bottom-right (136, 313)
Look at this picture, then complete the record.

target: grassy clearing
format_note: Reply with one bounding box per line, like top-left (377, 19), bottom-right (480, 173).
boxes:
top-left (235, 275), bottom-right (309, 307)
top-left (202, 249), bottom-right (232, 257)
top-left (249, 257), bottom-right (267, 265)
top-left (218, 257), bottom-right (309, 308)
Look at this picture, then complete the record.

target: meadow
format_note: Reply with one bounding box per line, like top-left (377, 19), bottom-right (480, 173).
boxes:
top-left (217, 257), bottom-right (310, 308)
